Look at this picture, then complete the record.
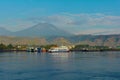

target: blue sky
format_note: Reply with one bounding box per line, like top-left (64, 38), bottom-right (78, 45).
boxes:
top-left (0, 0), bottom-right (120, 34)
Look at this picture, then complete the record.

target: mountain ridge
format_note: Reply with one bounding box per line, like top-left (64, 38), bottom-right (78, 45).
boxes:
top-left (0, 23), bottom-right (72, 37)
top-left (0, 23), bottom-right (120, 47)
top-left (0, 34), bottom-right (120, 47)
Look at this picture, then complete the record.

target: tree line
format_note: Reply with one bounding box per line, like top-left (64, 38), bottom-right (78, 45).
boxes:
top-left (0, 43), bottom-right (14, 51)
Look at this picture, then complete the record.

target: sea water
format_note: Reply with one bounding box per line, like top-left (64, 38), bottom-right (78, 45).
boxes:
top-left (0, 52), bottom-right (120, 80)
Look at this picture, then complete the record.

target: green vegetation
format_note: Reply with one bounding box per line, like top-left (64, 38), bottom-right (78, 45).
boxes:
top-left (0, 43), bottom-right (15, 51)
top-left (0, 43), bottom-right (58, 52)
top-left (0, 43), bottom-right (7, 51)
top-left (7, 44), bottom-right (14, 50)
top-left (73, 44), bottom-right (89, 50)
top-left (72, 44), bottom-right (110, 51)
top-left (0, 43), bottom-right (120, 52)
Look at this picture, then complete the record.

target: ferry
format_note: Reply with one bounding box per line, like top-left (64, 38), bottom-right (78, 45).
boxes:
top-left (48, 46), bottom-right (69, 53)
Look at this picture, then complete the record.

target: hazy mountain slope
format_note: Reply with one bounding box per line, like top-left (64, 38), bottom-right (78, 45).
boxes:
top-left (68, 34), bottom-right (120, 47)
top-left (0, 34), bottom-right (120, 47)
top-left (68, 34), bottom-right (120, 42)
top-left (0, 36), bottom-right (47, 45)
top-left (0, 27), bottom-right (12, 36)
top-left (14, 23), bottom-right (72, 37)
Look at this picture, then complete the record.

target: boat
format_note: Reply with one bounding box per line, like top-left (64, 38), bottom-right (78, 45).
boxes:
top-left (27, 47), bottom-right (46, 53)
top-left (48, 46), bottom-right (69, 53)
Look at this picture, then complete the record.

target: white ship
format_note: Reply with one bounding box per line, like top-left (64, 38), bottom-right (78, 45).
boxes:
top-left (48, 46), bottom-right (69, 53)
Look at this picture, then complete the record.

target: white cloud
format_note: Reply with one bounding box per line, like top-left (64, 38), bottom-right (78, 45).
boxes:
top-left (30, 13), bottom-right (120, 27)
top-left (60, 13), bottom-right (120, 26)
top-left (1, 13), bottom-right (120, 34)
top-left (37, 13), bottom-right (120, 34)
top-left (0, 19), bottom-right (35, 32)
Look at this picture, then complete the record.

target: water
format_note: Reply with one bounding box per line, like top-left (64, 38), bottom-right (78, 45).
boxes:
top-left (0, 52), bottom-right (120, 80)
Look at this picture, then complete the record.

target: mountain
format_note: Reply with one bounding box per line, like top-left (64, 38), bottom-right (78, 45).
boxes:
top-left (14, 23), bottom-right (72, 37)
top-left (0, 23), bottom-right (120, 47)
top-left (0, 27), bottom-right (12, 36)
top-left (68, 34), bottom-right (120, 47)
top-left (0, 36), bottom-right (47, 45)
top-left (68, 34), bottom-right (120, 42)
top-left (0, 34), bottom-right (120, 47)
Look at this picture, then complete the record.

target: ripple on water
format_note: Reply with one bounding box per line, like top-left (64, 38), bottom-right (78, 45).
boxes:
top-left (0, 52), bottom-right (120, 80)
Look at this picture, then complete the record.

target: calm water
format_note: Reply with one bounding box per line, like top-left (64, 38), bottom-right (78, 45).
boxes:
top-left (0, 52), bottom-right (120, 80)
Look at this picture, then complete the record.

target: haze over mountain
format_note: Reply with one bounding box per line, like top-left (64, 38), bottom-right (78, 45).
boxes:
top-left (14, 23), bottom-right (72, 37)
top-left (0, 27), bottom-right (12, 36)
top-left (0, 23), bottom-right (72, 37)
top-left (0, 23), bottom-right (120, 47)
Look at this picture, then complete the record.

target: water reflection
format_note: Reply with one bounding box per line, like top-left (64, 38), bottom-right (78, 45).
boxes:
top-left (0, 52), bottom-right (120, 80)
top-left (49, 52), bottom-right (70, 57)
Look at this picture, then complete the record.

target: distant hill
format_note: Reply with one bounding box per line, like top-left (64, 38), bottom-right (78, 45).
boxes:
top-left (0, 34), bottom-right (120, 47)
top-left (68, 34), bottom-right (120, 47)
top-left (13, 23), bottom-right (72, 37)
top-left (69, 34), bottom-right (120, 42)
top-left (0, 36), bottom-right (47, 45)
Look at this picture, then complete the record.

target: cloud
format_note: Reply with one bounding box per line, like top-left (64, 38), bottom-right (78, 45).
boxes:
top-left (0, 19), bottom-right (35, 32)
top-left (27, 13), bottom-right (120, 34)
top-left (58, 13), bottom-right (120, 26)
top-left (28, 13), bottom-right (120, 27)
top-left (2, 13), bottom-right (120, 34)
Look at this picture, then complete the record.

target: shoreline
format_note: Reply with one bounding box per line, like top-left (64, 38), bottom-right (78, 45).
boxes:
top-left (70, 49), bottom-right (120, 52)
top-left (0, 49), bottom-right (120, 53)
top-left (0, 50), bottom-right (26, 53)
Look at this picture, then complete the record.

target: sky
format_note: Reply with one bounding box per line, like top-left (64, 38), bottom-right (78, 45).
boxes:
top-left (0, 0), bottom-right (120, 34)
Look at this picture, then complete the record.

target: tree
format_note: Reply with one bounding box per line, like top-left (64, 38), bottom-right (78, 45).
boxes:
top-left (7, 44), bottom-right (14, 50)
top-left (0, 43), bottom-right (6, 51)
top-left (73, 44), bottom-right (89, 50)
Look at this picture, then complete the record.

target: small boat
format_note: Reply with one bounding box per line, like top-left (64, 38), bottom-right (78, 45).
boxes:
top-left (27, 47), bottom-right (35, 52)
top-left (48, 46), bottom-right (69, 53)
